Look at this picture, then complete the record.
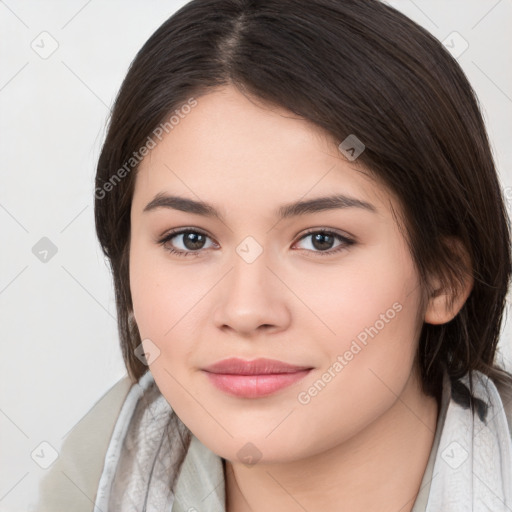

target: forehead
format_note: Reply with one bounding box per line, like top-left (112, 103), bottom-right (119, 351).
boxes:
top-left (132, 85), bottom-right (395, 219)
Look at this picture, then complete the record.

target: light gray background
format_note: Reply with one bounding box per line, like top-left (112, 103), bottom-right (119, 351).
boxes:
top-left (0, 1), bottom-right (511, 510)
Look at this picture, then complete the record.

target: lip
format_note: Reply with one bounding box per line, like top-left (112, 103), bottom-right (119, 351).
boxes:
top-left (203, 357), bottom-right (312, 375)
top-left (201, 358), bottom-right (313, 398)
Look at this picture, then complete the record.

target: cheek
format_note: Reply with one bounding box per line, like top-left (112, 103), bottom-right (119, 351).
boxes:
top-left (130, 247), bottom-right (200, 411)
top-left (295, 239), bottom-right (422, 416)
top-left (288, 287), bottom-right (422, 459)
top-left (129, 239), bottom-right (198, 340)
top-left (301, 236), bottom-right (419, 356)
top-left (129, 243), bottom-right (212, 396)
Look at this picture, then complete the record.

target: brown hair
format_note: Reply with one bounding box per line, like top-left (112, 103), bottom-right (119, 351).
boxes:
top-left (94, 0), bottom-right (512, 402)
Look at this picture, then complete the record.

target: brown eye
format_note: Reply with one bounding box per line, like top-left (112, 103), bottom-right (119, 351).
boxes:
top-left (158, 229), bottom-right (216, 257)
top-left (295, 230), bottom-right (355, 256)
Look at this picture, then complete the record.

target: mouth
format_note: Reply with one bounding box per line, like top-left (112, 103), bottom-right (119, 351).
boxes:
top-left (201, 357), bottom-right (313, 398)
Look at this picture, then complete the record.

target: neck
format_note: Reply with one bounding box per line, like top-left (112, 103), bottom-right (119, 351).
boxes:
top-left (224, 371), bottom-right (440, 512)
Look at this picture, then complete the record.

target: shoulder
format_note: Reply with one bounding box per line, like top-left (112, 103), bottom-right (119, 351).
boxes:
top-left (35, 375), bottom-right (133, 512)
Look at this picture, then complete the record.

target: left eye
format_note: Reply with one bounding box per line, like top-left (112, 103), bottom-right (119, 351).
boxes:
top-left (294, 230), bottom-right (355, 255)
top-left (157, 229), bottom-right (355, 257)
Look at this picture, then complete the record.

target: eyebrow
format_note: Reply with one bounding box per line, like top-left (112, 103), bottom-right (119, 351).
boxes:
top-left (143, 192), bottom-right (377, 221)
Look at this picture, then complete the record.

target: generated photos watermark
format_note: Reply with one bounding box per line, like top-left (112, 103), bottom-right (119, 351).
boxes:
top-left (297, 301), bottom-right (403, 405)
top-left (95, 97), bottom-right (198, 200)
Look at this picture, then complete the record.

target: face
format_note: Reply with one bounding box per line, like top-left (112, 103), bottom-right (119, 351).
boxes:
top-left (129, 85), bottom-right (425, 464)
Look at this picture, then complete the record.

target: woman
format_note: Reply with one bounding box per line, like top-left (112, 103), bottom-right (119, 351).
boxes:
top-left (37, 0), bottom-right (512, 511)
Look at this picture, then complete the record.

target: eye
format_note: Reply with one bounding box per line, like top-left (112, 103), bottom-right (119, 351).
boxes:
top-left (157, 227), bottom-right (355, 258)
top-left (157, 228), bottom-right (217, 258)
top-left (293, 229), bottom-right (355, 256)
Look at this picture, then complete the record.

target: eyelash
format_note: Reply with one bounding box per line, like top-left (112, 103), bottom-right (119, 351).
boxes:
top-left (157, 227), bottom-right (355, 258)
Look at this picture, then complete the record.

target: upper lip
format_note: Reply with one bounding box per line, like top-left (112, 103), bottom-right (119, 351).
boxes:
top-left (202, 357), bottom-right (312, 375)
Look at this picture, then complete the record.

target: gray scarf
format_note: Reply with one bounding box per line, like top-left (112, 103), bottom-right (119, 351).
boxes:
top-left (93, 369), bottom-right (512, 512)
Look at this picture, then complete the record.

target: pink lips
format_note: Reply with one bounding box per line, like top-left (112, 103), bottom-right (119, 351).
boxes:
top-left (202, 357), bottom-right (313, 398)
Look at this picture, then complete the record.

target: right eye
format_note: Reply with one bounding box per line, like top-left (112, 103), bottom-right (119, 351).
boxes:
top-left (157, 228), bottom-right (218, 257)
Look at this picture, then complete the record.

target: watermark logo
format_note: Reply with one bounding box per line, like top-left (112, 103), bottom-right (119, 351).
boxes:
top-left (31, 31), bottom-right (59, 59)
top-left (338, 134), bottom-right (365, 161)
top-left (442, 31), bottom-right (469, 59)
top-left (441, 440), bottom-right (468, 469)
top-left (134, 338), bottom-right (161, 365)
top-left (237, 442), bottom-right (263, 467)
top-left (31, 441), bottom-right (59, 469)
top-left (236, 236), bottom-right (264, 264)
top-left (32, 236), bottom-right (58, 263)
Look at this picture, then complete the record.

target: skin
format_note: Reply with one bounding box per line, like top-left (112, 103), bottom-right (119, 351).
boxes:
top-left (129, 84), bottom-right (472, 511)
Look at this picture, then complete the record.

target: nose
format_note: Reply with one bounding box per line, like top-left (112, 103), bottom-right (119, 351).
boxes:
top-left (212, 245), bottom-right (291, 336)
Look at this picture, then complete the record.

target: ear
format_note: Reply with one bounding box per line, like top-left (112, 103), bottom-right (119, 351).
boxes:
top-left (424, 237), bottom-right (473, 325)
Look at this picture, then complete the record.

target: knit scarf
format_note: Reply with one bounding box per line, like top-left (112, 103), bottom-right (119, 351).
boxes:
top-left (93, 368), bottom-right (512, 512)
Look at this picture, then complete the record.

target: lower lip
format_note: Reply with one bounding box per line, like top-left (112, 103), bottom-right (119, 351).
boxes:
top-left (202, 369), bottom-right (312, 398)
